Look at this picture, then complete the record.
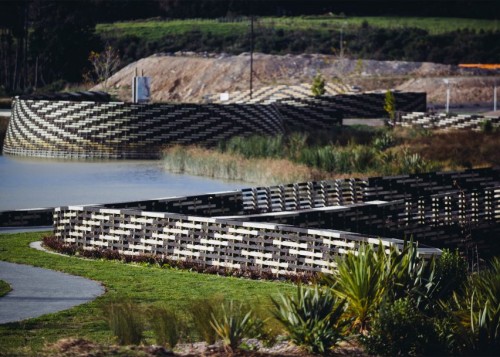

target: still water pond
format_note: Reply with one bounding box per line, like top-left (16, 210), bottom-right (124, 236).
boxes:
top-left (0, 155), bottom-right (247, 210)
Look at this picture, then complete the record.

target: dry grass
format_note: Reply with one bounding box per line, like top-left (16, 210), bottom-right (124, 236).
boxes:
top-left (162, 145), bottom-right (326, 185)
top-left (402, 130), bottom-right (500, 169)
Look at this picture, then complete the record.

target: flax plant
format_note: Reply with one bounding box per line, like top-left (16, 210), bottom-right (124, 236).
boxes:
top-left (210, 300), bottom-right (255, 351)
top-left (445, 258), bottom-right (500, 355)
top-left (272, 284), bottom-right (348, 354)
top-left (326, 244), bottom-right (388, 333)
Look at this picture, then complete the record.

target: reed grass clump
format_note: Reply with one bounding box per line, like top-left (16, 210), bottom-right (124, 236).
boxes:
top-left (163, 145), bottom-right (318, 184)
top-left (147, 305), bottom-right (185, 348)
top-left (186, 294), bottom-right (226, 344)
top-left (102, 301), bottom-right (144, 345)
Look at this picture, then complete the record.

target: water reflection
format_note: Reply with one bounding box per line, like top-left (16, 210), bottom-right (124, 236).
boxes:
top-left (0, 155), bottom-right (246, 210)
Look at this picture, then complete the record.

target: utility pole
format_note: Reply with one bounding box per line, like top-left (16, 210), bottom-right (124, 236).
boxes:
top-left (340, 21), bottom-right (347, 59)
top-left (444, 79), bottom-right (450, 113)
top-left (494, 79), bottom-right (497, 112)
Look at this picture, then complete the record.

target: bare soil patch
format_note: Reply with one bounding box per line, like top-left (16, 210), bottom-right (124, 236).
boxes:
top-left (96, 52), bottom-right (499, 108)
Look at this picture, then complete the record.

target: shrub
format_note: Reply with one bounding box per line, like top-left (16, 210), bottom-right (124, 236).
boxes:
top-left (272, 284), bottom-right (348, 354)
top-left (42, 235), bottom-right (78, 255)
top-left (311, 72), bottom-right (326, 97)
top-left (210, 300), bottom-right (257, 351)
top-left (434, 249), bottom-right (468, 300)
top-left (361, 297), bottom-right (443, 356)
top-left (384, 90), bottom-right (396, 121)
top-left (372, 129), bottom-right (396, 150)
top-left (148, 305), bottom-right (185, 348)
top-left (102, 301), bottom-right (144, 345)
top-left (479, 119), bottom-right (493, 133)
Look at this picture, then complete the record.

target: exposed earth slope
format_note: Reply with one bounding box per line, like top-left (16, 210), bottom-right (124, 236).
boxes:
top-left (96, 52), bottom-right (499, 110)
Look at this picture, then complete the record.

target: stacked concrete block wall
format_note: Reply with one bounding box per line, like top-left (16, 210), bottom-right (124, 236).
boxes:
top-left (242, 179), bottom-right (366, 213)
top-left (0, 209), bottom-right (54, 227)
top-left (397, 112), bottom-right (500, 131)
top-left (206, 83), bottom-right (354, 104)
top-left (240, 188), bottom-right (500, 256)
top-left (0, 190), bottom-right (245, 227)
top-left (53, 205), bottom-right (439, 274)
top-left (364, 167), bottom-right (500, 201)
top-left (3, 99), bottom-right (284, 159)
top-left (3, 91), bottom-right (426, 159)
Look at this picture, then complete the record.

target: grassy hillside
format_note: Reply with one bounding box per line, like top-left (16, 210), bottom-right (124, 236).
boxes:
top-left (97, 16), bottom-right (500, 66)
top-left (97, 16), bottom-right (500, 40)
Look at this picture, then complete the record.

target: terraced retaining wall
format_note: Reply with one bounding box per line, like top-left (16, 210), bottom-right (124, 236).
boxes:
top-left (49, 168), bottom-right (499, 273)
top-left (396, 112), bottom-right (500, 131)
top-left (3, 91), bottom-right (426, 159)
top-left (236, 168), bottom-right (500, 256)
top-left (53, 205), bottom-right (439, 274)
top-left (3, 100), bottom-right (285, 159)
top-left (208, 83), bottom-right (427, 118)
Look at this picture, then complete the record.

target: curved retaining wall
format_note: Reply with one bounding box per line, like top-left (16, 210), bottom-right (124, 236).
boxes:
top-left (3, 91), bottom-right (426, 159)
top-left (3, 99), bottom-right (284, 159)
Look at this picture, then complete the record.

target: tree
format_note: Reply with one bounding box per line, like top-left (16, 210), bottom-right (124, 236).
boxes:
top-left (88, 46), bottom-right (121, 90)
top-left (311, 72), bottom-right (326, 97)
top-left (30, 0), bottom-right (99, 85)
top-left (384, 90), bottom-right (396, 121)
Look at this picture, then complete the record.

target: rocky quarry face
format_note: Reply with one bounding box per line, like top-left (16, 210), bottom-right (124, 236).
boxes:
top-left (95, 52), bottom-right (499, 111)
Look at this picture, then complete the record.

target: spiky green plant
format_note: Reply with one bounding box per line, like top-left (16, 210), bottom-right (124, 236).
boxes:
top-left (272, 284), bottom-right (348, 354)
top-left (446, 257), bottom-right (500, 355)
top-left (210, 300), bottom-right (255, 351)
top-left (326, 243), bottom-right (388, 332)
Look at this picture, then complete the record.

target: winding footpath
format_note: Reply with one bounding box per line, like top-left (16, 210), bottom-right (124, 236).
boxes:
top-left (0, 245), bottom-right (104, 324)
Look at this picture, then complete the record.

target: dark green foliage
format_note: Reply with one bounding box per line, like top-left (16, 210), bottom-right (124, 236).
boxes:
top-left (30, 1), bottom-right (99, 84)
top-left (100, 20), bottom-right (500, 70)
top-left (362, 298), bottom-right (443, 356)
top-left (479, 119), bottom-right (494, 133)
top-left (434, 249), bottom-right (468, 300)
top-left (444, 258), bottom-right (500, 355)
top-left (217, 132), bottom-right (442, 175)
top-left (272, 285), bottom-right (348, 354)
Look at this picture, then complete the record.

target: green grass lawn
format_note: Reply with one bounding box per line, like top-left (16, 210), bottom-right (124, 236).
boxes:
top-left (0, 232), bottom-right (294, 356)
top-left (0, 280), bottom-right (11, 298)
top-left (96, 16), bottom-right (500, 41)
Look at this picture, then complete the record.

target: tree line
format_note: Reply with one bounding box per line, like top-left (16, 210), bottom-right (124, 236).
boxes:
top-left (0, 0), bottom-right (498, 96)
top-left (0, 1), bottom-right (98, 95)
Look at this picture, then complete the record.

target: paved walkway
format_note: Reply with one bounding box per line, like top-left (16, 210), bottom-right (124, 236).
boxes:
top-left (0, 260), bottom-right (104, 324)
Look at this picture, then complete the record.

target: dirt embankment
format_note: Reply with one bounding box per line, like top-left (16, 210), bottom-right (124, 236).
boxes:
top-left (95, 52), bottom-right (499, 108)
